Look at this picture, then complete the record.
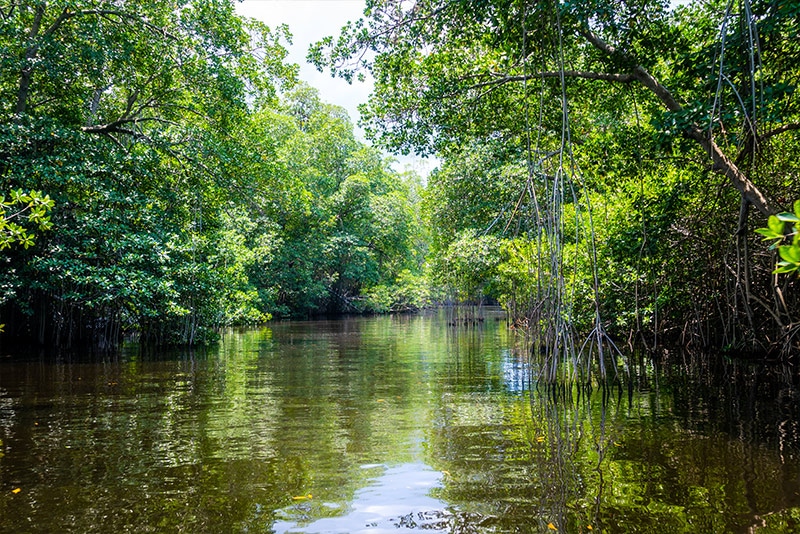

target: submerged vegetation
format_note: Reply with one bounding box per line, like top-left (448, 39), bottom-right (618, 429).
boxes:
top-left (1, 0), bottom-right (798, 366)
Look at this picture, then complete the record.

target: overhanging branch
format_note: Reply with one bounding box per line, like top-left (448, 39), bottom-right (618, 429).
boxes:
top-left (81, 117), bottom-right (179, 135)
top-left (579, 28), bottom-right (774, 215)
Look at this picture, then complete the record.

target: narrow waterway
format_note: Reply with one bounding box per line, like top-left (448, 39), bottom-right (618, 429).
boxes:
top-left (0, 312), bottom-right (798, 533)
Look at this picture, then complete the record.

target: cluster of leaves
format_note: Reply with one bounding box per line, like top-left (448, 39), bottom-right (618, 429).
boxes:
top-left (756, 200), bottom-right (800, 275)
top-left (0, 189), bottom-right (53, 250)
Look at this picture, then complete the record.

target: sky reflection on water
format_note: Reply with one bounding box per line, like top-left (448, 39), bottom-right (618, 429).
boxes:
top-left (274, 463), bottom-right (448, 534)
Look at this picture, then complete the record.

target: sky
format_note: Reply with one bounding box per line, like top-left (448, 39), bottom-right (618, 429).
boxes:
top-left (235, 0), bottom-right (438, 177)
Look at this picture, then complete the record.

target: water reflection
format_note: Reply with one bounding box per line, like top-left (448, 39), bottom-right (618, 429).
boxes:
top-left (274, 463), bottom-right (447, 534)
top-left (0, 312), bottom-right (798, 533)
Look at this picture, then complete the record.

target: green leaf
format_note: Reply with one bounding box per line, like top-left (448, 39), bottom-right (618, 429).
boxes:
top-left (755, 227), bottom-right (782, 240)
top-left (774, 262), bottom-right (798, 275)
top-left (778, 245), bottom-right (800, 265)
top-left (768, 215), bottom-right (785, 235)
top-left (776, 212), bottom-right (800, 223)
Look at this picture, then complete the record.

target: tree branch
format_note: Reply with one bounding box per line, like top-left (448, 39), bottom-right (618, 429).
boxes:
top-left (579, 28), bottom-right (774, 215)
top-left (761, 122), bottom-right (800, 141)
top-left (81, 117), bottom-right (179, 135)
top-left (15, 3), bottom-right (46, 115)
top-left (43, 8), bottom-right (178, 40)
top-left (735, 122), bottom-right (800, 166)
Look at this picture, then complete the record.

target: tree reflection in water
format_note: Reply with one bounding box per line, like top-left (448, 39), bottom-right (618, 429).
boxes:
top-left (0, 316), bottom-right (798, 533)
top-left (433, 347), bottom-right (800, 533)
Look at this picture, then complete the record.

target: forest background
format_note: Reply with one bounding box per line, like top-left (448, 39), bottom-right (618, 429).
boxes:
top-left (0, 0), bottom-right (798, 362)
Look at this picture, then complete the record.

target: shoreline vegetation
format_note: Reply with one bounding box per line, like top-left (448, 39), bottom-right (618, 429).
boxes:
top-left (1, 1), bottom-right (798, 371)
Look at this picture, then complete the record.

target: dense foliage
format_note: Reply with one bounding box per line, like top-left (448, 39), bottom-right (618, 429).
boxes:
top-left (0, 0), bottom-right (427, 348)
top-left (2, 0), bottom-right (798, 360)
top-left (314, 0), bottom-right (799, 363)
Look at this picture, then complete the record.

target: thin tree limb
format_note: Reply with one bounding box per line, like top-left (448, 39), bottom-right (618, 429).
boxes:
top-left (761, 122), bottom-right (800, 141)
top-left (81, 117), bottom-right (180, 135)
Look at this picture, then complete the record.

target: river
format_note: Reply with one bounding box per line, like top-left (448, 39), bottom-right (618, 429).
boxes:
top-left (1, 311), bottom-right (798, 533)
